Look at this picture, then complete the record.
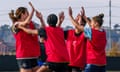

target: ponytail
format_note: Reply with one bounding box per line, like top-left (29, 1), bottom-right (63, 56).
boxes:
top-left (9, 7), bottom-right (27, 23)
top-left (92, 13), bottom-right (104, 27)
top-left (9, 10), bottom-right (17, 23)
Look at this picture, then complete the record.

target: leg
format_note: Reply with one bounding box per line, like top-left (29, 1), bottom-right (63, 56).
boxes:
top-left (32, 66), bottom-right (40, 72)
top-left (20, 68), bottom-right (32, 72)
top-left (36, 65), bottom-right (51, 72)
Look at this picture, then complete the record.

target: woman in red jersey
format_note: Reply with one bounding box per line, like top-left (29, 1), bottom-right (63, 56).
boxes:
top-left (65, 9), bottom-right (87, 72)
top-left (69, 6), bottom-right (107, 72)
top-left (9, 2), bottom-right (40, 72)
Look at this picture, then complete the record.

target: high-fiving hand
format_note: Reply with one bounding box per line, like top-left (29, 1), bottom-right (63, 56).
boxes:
top-left (29, 2), bottom-right (35, 11)
top-left (36, 10), bottom-right (43, 20)
top-left (59, 11), bottom-right (65, 23)
top-left (68, 7), bottom-right (73, 16)
top-left (81, 6), bottom-right (85, 17)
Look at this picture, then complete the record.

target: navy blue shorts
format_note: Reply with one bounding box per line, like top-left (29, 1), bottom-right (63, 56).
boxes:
top-left (17, 58), bottom-right (38, 69)
top-left (84, 64), bottom-right (106, 72)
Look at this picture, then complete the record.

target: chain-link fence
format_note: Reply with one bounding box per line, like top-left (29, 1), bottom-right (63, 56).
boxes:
top-left (106, 27), bottom-right (120, 57)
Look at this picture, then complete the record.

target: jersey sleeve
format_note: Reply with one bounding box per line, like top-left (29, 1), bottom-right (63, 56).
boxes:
top-left (84, 27), bottom-right (92, 40)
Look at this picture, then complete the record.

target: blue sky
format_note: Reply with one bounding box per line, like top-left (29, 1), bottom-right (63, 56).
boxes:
top-left (0, 0), bottom-right (120, 28)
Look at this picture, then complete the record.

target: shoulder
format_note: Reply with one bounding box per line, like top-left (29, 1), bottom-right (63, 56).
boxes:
top-left (11, 22), bottom-right (20, 34)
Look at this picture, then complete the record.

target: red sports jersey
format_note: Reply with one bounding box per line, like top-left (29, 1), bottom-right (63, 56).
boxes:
top-left (45, 26), bottom-right (69, 62)
top-left (87, 29), bottom-right (107, 65)
top-left (66, 30), bottom-right (87, 69)
top-left (14, 21), bottom-right (40, 58)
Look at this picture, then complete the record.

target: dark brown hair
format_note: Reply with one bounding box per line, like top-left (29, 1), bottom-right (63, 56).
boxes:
top-left (47, 14), bottom-right (58, 27)
top-left (92, 13), bottom-right (104, 27)
top-left (9, 7), bottom-right (27, 23)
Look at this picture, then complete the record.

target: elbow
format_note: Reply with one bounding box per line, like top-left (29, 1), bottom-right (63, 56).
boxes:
top-left (26, 21), bottom-right (31, 25)
top-left (25, 30), bottom-right (32, 34)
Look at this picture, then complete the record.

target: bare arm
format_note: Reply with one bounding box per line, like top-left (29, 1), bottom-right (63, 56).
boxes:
top-left (36, 10), bottom-right (46, 28)
top-left (68, 7), bottom-right (84, 32)
top-left (18, 25), bottom-right (38, 34)
top-left (57, 11), bottom-right (65, 27)
top-left (18, 2), bottom-right (35, 26)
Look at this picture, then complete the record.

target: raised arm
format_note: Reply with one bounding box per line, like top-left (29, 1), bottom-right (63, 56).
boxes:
top-left (56, 11), bottom-right (65, 27)
top-left (81, 7), bottom-right (91, 26)
top-left (68, 7), bottom-right (84, 32)
top-left (18, 2), bottom-right (35, 26)
top-left (36, 10), bottom-right (46, 28)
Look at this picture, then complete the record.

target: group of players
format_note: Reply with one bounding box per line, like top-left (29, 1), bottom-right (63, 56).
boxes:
top-left (9, 2), bottom-right (107, 72)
